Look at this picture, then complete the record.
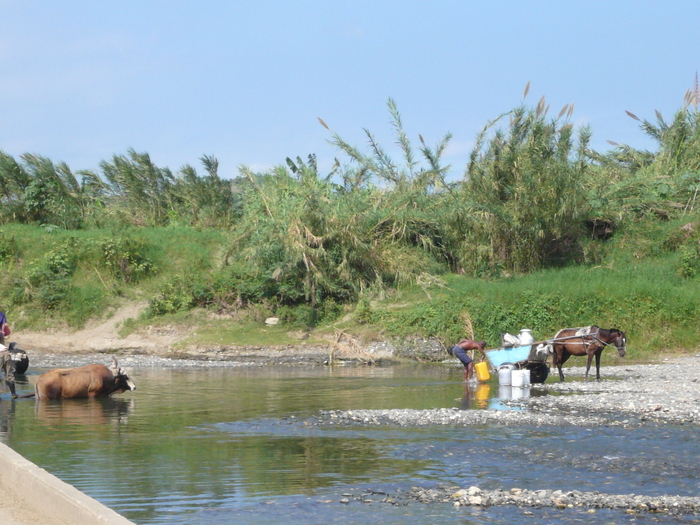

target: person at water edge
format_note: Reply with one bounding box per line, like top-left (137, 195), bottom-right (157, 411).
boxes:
top-left (0, 344), bottom-right (18, 398)
top-left (0, 311), bottom-right (9, 345)
top-left (450, 339), bottom-right (487, 382)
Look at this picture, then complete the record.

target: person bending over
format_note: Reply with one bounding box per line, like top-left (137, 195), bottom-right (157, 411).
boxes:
top-left (451, 339), bottom-right (487, 382)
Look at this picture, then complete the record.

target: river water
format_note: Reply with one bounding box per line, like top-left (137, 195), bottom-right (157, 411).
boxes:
top-left (2, 363), bottom-right (699, 524)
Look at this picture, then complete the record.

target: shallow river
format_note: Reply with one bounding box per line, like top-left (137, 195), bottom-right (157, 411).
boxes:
top-left (2, 363), bottom-right (699, 524)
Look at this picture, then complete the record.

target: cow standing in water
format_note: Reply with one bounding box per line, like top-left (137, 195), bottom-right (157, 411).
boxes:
top-left (34, 357), bottom-right (136, 400)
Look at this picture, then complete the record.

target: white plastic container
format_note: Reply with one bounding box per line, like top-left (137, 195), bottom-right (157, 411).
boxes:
top-left (519, 329), bottom-right (535, 345)
top-left (511, 369), bottom-right (524, 387)
top-left (521, 368), bottom-right (531, 386)
top-left (498, 366), bottom-right (513, 386)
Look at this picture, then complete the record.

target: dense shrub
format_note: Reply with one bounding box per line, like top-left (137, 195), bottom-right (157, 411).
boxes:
top-left (100, 236), bottom-right (156, 283)
top-left (148, 276), bottom-right (197, 316)
top-left (23, 238), bottom-right (80, 309)
top-left (0, 231), bottom-right (20, 264)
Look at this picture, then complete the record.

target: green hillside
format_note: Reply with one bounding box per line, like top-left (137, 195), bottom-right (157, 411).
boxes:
top-left (2, 94), bottom-right (700, 362)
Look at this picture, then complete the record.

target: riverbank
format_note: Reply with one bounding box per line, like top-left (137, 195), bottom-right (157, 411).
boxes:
top-left (11, 300), bottom-right (404, 366)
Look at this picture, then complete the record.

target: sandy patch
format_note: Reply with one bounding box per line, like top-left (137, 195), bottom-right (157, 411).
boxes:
top-left (13, 302), bottom-right (186, 355)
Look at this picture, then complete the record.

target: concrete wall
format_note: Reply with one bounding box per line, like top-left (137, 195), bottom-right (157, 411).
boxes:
top-left (0, 441), bottom-right (135, 525)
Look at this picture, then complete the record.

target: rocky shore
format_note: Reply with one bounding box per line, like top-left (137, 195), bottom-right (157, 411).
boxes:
top-left (312, 354), bottom-right (700, 428)
top-left (329, 485), bottom-right (700, 516)
top-left (403, 485), bottom-right (700, 515)
top-left (314, 354), bottom-right (700, 516)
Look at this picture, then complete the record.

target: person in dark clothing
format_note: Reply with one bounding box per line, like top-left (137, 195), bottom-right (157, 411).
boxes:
top-left (0, 311), bottom-right (9, 346)
top-left (7, 343), bottom-right (28, 375)
top-left (450, 339), bottom-right (487, 382)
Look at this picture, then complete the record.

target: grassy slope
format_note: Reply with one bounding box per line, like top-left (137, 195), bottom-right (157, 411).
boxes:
top-left (2, 216), bottom-right (699, 364)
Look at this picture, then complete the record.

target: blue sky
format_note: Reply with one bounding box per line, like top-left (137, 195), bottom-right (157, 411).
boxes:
top-left (1, 1), bottom-right (699, 180)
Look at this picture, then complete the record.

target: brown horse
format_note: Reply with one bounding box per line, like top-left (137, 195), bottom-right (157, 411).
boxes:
top-left (551, 326), bottom-right (626, 382)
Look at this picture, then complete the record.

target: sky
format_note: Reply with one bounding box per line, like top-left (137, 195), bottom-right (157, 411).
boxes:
top-left (1, 1), bottom-right (700, 181)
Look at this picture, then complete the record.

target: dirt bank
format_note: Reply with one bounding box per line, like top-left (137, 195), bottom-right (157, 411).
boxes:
top-left (11, 302), bottom-right (400, 366)
top-left (15, 302), bottom-right (183, 356)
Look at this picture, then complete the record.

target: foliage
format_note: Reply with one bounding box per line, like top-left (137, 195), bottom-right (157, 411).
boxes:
top-left (596, 105), bottom-right (700, 221)
top-left (100, 236), bottom-right (156, 283)
top-left (354, 298), bottom-right (375, 325)
top-left (0, 230), bottom-right (20, 265)
top-left (0, 149), bottom-right (239, 229)
top-left (227, 134), bottom-right (448, 310)
top-left (23, 237), bottom-right (80, 309)
top-left (460, 99), bottom-right (589, 274)
top-left (5, 87), bottom-right (700, 357)
top-left (148, 276), bottom-right (197, 316)
top-left (678, 244), bottom-right (700, 278)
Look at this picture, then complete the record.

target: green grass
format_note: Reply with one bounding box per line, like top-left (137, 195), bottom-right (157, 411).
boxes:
top-left (3, 216), bottom-right (700, 366)
top-left (0, 224), bottom-right (227, 329)
top-left (357, 229), bottom-right (700, 363)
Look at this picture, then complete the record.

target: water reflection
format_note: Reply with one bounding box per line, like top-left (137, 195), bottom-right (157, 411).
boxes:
top-left (0, 399), bottom-right (15, 439)
top-left (35, 398), bottom-right (133, 427)
top-left (511, 385), bottom-right (530, 400)
top-left (459, 383), bottom-right (492, 409)
top-left (460, 381), bottom-right (533, 410)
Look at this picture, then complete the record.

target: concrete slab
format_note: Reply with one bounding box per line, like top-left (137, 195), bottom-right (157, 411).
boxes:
top-left (0, 441), bottom-right (135, 525)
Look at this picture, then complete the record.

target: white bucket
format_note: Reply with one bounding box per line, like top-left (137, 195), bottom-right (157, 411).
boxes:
top-left (522, 369), bottom-right (531, 386)
top-left (498, 366), bottom-right (512, 386)
top-left (511, 369), bottom-right (524, 387)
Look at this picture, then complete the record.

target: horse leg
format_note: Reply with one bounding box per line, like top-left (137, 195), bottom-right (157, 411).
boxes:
top-left (555, 349), bottom-right (568, 382)
top-left (595, 349), bottom-right (602, 380)
top-left (584, 351), bottom-right (594, 381)
top-left (552, 349), bottom-right (561, 381)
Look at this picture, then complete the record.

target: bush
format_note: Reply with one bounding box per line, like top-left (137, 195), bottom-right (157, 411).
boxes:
top-left (678, 244), bottom-right (700, 278)
top-left (36, 276), bottom-right (71, 310)
top-left (318, 299), bottom-right (343, 324)
top-left (0, 231), bottom-right (20, 264)
top-left (100, 236), bottom-right (156, 283)
top-left (24, 238), bottom-right (80, 309)
top-left (148, 276), bottom-right (195, 316)
top-left (64, 284), bottom-right (107, 327)
top-left (355, 298), bottom-right (376, 325)
top-left (277, 304), bottom-right (317, 328)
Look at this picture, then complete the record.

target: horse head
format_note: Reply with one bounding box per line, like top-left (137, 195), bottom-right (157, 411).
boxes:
top-left (610, 329), bottom-right (626, 357)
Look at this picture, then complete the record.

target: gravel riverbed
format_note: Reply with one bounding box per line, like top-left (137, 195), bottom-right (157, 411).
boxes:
top-left (311, 354), bottom-right (700, 516)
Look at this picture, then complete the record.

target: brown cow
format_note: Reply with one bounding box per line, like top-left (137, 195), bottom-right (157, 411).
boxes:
top-left (34, 358), bottom-right (136, 400)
